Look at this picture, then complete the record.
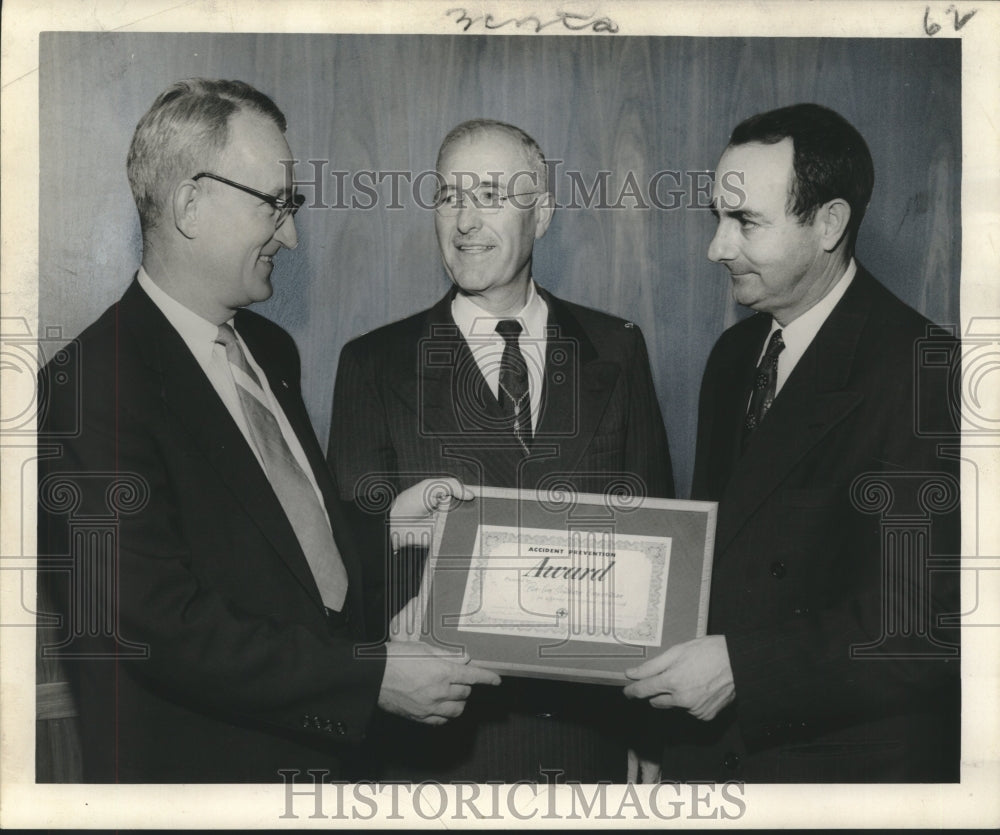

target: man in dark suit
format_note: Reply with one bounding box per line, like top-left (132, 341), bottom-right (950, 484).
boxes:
top-left (329, 119), bottom-right (674, 781)
top-left (36, 78), bottom-right (498, 783)
top-left (624, 103), bottom-right (960, 782)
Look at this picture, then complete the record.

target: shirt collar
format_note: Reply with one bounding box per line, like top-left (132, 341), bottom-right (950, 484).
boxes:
top-left (451, 281), bottom-right (548, 342)
top-left (137, 267), bottom-right (229, 365)
top-left (767, 258), bottom-right (857, 354)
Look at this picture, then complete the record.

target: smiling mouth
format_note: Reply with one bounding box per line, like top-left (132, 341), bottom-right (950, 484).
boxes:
top-left (456, 243), bottom-right (496, 254)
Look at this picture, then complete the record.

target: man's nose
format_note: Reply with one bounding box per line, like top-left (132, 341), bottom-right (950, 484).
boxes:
top-left (455, 202), bottom-right (483, 233)
top-left (274, 213), bottom-right (299, 249)
top-left (707, 221), bottom-right (734, 263)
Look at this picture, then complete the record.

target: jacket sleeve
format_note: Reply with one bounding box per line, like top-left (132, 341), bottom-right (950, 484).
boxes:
top-left (328, 336), bottom-right (402, 502)
top-left (328, 337), bottom-right (423, 620)
top-left (622, 324), bottom-right (675, 500)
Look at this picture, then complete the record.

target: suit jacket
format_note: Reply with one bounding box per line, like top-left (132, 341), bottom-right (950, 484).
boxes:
top-left (37, 279), bottom-right (387, 783)
top-left (660, 266), bottom-right (961, 782)
top-left (328, 286), bottom-right (675, 781)
top-left (331, 287), bottom-right (674, 500)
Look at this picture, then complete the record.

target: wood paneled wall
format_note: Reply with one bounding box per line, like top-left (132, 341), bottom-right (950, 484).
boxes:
top-left (40, 33), bottom-right (961, 497)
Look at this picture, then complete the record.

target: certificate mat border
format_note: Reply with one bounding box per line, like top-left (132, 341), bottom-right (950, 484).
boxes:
top-left (415, 486), bottom-right (717, 685)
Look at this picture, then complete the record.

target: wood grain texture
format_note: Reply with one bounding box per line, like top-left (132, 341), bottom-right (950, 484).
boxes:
top-left (38, 31), bottom-right (959, 507)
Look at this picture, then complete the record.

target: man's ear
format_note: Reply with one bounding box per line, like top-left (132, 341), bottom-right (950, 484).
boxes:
top-left (817, 198), bottom-right (851, 252)
top-left (534, 191), bottom-right (555, 240)
top-left (172, 180), bottom-right (201, 239)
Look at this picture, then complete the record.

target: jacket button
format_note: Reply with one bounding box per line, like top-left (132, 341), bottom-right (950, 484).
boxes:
top-left (770, 561), bottom-right (787, 578)
top-left (723, 752), bottom-right (741, 770)
top-left (335, 721), bottom-right (347, 735)
top-left (301, 715), bottom-right (311, 729)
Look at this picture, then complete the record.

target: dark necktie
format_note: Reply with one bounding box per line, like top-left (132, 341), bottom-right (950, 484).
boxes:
top-left (743, 328), bottom-right (785, 449)
top-left (216, 324), bottom-right (348, 611)
top-left (495, 319), bottom-right (532, 452)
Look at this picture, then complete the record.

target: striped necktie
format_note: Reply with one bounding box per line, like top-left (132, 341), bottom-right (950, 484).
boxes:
top-left (495, 319), bottom-right (532, 453)
top-left (216, 324), bottom-right (348, 611)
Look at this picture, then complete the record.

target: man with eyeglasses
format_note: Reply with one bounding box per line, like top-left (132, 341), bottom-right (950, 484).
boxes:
top-left (328, 119), bottom-right (674, 782)
top-left (37, 79), bottom-right (499, 783)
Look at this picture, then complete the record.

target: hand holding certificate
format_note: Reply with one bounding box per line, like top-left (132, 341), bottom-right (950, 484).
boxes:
top-left (624, 634), bottom-right (735, 720)
top-left (409, 486), bottom-right (717, 685)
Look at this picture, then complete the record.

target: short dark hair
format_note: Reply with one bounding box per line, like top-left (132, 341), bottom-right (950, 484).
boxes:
top-left (127, 78), bottom-right (288, 237)
top-left (729, 103), bottom-right (874, 251)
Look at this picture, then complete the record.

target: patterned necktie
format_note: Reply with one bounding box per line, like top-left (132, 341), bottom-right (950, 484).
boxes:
top-left (216, 324), bottom-right (348, 611)
top-left (495, 319), bottom-right (532, 452)
top-left (743, 328), bottom-right (785, 450)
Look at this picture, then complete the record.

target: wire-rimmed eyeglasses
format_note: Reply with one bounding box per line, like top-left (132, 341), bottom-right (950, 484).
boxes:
top-left (434, 185), bottom-right (541, 216)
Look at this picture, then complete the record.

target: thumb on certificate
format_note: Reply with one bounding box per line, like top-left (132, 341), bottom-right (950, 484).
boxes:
top-left (433, 477), bottom-right (474, 505)
top-left (390, 477), bottom-right (474, 523)
top-left (625, 643), bottom-right (680, 680)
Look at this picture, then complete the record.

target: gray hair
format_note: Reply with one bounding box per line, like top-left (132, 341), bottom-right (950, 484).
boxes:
top-left (126, 78), bottom-right (287, 237)
top-left (436, 118), bottom-right (549, 194)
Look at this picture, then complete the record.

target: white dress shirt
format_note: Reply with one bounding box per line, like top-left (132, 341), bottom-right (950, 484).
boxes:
top-left (761, 259), bottom-right (857, 396)
top-left (451, 281), bottom-right (549, 431)
top-left (137, 268), bottom-right (329, 511)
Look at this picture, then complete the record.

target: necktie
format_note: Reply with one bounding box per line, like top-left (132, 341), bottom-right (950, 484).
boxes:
top-left (495, 319), bottom-right (532, 452)
top-left (743, 328), bottom-right (785, 449)
top-left (216, 324), bottom-right (348, 611)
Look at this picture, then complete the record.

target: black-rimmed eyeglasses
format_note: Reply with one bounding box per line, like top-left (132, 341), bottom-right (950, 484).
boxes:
top-left (193, 172), bottom-right (305, 228)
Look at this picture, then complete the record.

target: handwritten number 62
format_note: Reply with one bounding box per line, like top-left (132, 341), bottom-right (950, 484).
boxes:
top-left (924, 5), bottom-right (977, 36)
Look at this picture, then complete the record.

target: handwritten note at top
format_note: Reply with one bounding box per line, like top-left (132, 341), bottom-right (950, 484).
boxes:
top-left (446, 7), bottom-right (620, 34)
top-left (923, 5), bottom-right (977, 36)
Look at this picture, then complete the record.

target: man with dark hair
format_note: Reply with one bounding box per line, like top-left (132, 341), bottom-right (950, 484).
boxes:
top-left (625, 103), bottom-right (960, 782)
top-left (329, 118), bottom-right (674, 781)
top-left (728, 102), bottom-right (875, 247)
top-left (37, 78), bottom-right (498, 783)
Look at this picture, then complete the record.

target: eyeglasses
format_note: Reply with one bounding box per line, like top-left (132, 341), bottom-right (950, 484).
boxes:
top-left (193, 172), bottom-right (305, 227)
top-left (434, 185), bottom-right (541, 216)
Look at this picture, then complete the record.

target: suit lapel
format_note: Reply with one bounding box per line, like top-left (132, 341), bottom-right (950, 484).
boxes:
top-left (700, 315), bottom-right (770, 501)
top-left (412, 293), bottom-right (497, 438)
top-left (713, 274), bottom-right (872, 556)
top-left (238, 312), bottom-right (366, 610)
top-left (121, 283), bottom-right (325, 609)
top-left (409, 289), bottom-right (622, 484)
top-left (406, 294), bottom-right (522, 484)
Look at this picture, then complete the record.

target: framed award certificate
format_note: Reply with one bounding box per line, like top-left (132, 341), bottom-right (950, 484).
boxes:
top-left (410, 486), bottom-right (717, 685)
